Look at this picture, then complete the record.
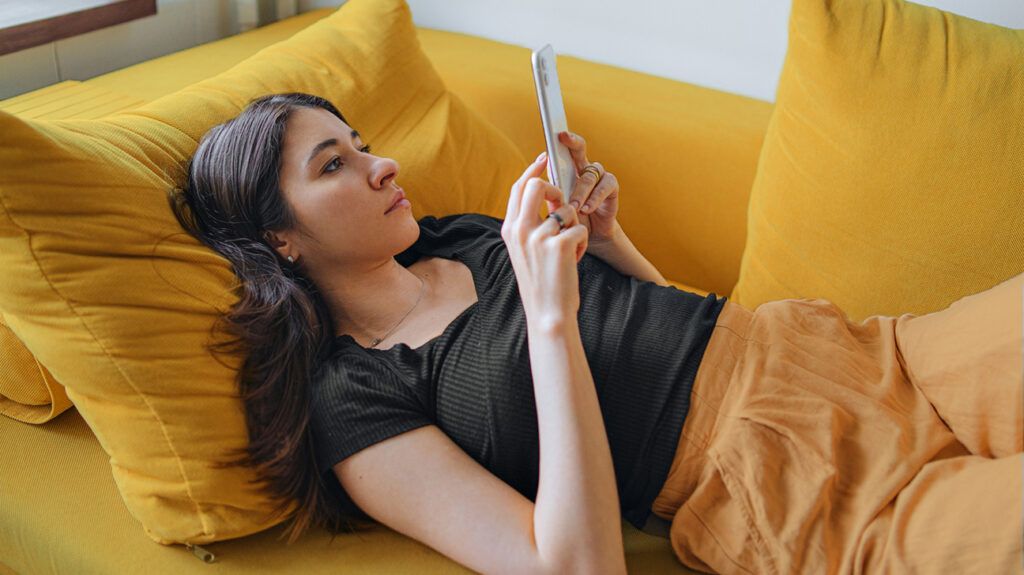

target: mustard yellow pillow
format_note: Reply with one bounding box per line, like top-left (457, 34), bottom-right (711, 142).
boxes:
top-left (731, 0), bottom-right (1024, 320)
top-left (0, 0), bottom-right (525, 546)
top-left (0, 312), bottom-right (72, 423)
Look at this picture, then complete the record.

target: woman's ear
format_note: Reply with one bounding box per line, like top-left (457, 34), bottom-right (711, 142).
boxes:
top-left (262, 230), bottom-right (294, 261)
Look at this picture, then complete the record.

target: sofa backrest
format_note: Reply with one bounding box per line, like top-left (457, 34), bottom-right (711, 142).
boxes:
top-left (418, 29), bottom-right (773, 295)
top-left (3, 8), bottom-right (773, 295)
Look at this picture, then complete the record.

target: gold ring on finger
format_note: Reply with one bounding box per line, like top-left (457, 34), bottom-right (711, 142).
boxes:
top-left (582, 164), bottom-right (601, 180)
top-left (547, 212), bottom-right (566, 230)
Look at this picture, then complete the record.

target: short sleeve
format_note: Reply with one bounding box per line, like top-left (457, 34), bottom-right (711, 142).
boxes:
top-left (309, 352), bottom-right (434, 476)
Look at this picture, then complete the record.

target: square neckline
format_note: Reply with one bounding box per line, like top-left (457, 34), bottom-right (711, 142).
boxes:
top-left (334, 251), bottom-right (484, 354)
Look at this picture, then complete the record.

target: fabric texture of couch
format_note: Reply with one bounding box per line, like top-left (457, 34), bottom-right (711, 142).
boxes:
top-left (731, 0), bottom-right (1024, 319)
top-left (4, 0), bottom-right (1018, 572)
top-left (1, 2), bottom-right (747, 573)
top-left (0, 0), bottom-right (539, 548)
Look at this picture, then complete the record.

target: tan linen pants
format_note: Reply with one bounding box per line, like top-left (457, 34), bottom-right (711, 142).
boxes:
top-left (651, 272), bottom-right (1024, 574)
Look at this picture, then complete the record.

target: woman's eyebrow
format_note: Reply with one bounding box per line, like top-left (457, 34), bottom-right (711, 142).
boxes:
top-left (304, 129), bottom-right (360, 169)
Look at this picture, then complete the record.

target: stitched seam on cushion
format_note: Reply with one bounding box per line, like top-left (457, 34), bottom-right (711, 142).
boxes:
top-left (0, 191), bottom-right (210, 538)
top-left (1, 309), bottom-right (53, 402)
top-left (31, 348), bottom-right (62, 415)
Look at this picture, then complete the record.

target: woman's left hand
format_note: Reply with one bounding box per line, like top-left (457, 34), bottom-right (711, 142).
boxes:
top-left (547, 131), bottom-right (622, 248)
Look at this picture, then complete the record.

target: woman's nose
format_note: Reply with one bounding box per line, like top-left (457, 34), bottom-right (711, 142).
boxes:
top-left (373, 158), bottom-right (400, 189)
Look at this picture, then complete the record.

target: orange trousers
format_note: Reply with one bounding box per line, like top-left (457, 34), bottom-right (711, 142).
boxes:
top-left (651, 272), bottom-right (1024, 574)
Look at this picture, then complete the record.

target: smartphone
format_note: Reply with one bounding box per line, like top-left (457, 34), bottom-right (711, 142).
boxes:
top-left (531, 44), bottom-right (576, 205)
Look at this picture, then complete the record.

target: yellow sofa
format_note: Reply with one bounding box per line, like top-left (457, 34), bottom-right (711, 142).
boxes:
top-left (0, 6), bottom-right (772, 574)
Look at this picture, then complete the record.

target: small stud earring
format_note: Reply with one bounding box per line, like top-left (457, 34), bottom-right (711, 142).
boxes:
top-left (287, 255), bottom-right (295, 263)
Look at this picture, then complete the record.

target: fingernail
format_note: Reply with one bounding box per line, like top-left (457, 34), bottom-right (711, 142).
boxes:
top-left (535, 151), bottom-right (546, 162)
top-left (570, 200), bottom-right (580, 210)
top-left (582, 203), bottom-right (592, 213)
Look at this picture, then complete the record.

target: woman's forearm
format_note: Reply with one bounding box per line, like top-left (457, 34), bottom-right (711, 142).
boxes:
top-left (588, 225), bottom-right (670, 287)
top-left (526, 314), bottom-right (627, 575)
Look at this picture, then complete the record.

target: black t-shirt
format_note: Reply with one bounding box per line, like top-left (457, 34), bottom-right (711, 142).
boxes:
top-left (310, 212), bottom-right (726, 529)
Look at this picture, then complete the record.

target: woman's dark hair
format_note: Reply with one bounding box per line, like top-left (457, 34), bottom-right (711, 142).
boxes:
top-left (167, 92), bottom-right (376, 545)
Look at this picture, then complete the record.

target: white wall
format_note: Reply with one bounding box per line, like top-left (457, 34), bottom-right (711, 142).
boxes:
top-left (3, 0), bottom-right (1022, 102)
top-left (303, 0), bottom-right (1024, 103)
top-left (0, 0), bottom-right (240, 100)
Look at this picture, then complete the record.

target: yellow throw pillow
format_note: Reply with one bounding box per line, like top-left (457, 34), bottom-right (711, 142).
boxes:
top-left (0, 0), bottom-right (525, 546)
top-left (0, 312), bottom-right (73, 423)
top-left (731, 0), bottom-right (1024, 320)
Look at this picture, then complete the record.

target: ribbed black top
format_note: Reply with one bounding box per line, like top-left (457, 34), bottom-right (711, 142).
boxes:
top-left (309, 213), bottom-right (726, 530)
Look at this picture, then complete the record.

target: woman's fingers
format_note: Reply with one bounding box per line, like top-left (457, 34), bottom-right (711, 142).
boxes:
top-left (546, 201), bottom-right (580, 232)
top-left (579, 166), bottom-right (616, 214)
top-left (521, 177), bottom-right (553, 233)
top-left (561, 218), bottom-right (588, 263)
top-left (501, 166), bottom-right (588, 321)
top-left (537, 198), bottom-right (587, 262)
top-left (568, 160), bottom-right (604, 212)
top-left (542, 172), bottom-right (573, 214)
top-left (507, 151), bottom-right (547, 222)
top-left (523, 177), bottom-right (579, 234)
top-left (558, 131), bottom-right (589, 173)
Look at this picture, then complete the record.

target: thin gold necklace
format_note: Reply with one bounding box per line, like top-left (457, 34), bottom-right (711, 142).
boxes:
top-left (368, 274), bottom-right (427, 348)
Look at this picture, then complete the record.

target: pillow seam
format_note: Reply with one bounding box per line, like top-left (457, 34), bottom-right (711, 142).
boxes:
top-left (0, 188), bottom-right (212, 538)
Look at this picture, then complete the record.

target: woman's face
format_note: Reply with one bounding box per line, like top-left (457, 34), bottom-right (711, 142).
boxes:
top-left (275, 106), bottom-right (419, 268)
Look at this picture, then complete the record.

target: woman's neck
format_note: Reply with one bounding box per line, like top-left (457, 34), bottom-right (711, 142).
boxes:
top-left (317, 257), bottom-right (433, 344)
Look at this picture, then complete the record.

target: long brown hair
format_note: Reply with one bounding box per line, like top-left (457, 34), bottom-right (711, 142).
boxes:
top-left (168, 92), bottom-right (376, 544)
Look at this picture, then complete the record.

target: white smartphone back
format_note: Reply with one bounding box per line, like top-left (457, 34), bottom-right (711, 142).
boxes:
top-left (531, 44), bottom-right (576, 205)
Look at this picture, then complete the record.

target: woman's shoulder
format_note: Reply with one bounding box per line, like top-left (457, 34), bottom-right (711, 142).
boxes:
top-left (312, 344), bottom-right (362, 384)
top-left (416, 212), bottom-right (503, 238)
top-left (397, 212), bottom-right (504, 265)
top-left (313, 344), bottom-right (407, 393)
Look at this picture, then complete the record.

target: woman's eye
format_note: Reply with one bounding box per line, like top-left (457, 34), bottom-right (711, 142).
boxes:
top-left (323, 145), bottom-right (371, 174)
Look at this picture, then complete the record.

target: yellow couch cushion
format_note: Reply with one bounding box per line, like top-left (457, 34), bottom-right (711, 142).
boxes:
top-left (0, 81), bottom-right (144, 426)
top-left (0, 81), bottom-right (147, 120)
top-left (0, 0), bottom-right (524, 547)
top-left (0, 13), bottom-right (336, 427)
top-left (731, 0), bottom-right (1024, 320)
top-left (2, 5), bottom-right (770, 430)
top-left (0, 312), bottom-right (72, 424)
top-left (417, 28), bottom-right (773, 297)
top-left (0, 408), bottom-right (699, 573)
top-left (83, 12), bottom-right (774, 298)
top-left (0, 17), bottom-right (327, 425)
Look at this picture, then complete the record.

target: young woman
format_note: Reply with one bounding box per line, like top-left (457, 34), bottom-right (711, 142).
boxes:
top-left (170, 92), bottom-right (1022, 574)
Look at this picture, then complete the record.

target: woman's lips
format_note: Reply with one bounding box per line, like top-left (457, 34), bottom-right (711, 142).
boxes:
top-left (385, 188), bottom-right (409, 214)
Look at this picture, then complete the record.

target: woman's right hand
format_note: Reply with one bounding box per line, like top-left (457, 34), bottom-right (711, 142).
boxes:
top-left (502, 151), bottom-right (589, 328)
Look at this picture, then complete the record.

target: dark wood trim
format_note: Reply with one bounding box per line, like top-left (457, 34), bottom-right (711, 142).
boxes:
top-left (0, 0), bottom-right (157, 56)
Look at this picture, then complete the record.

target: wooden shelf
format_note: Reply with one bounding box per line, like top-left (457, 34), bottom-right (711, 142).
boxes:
top-left (0, 0), bottom-right (157, 56)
